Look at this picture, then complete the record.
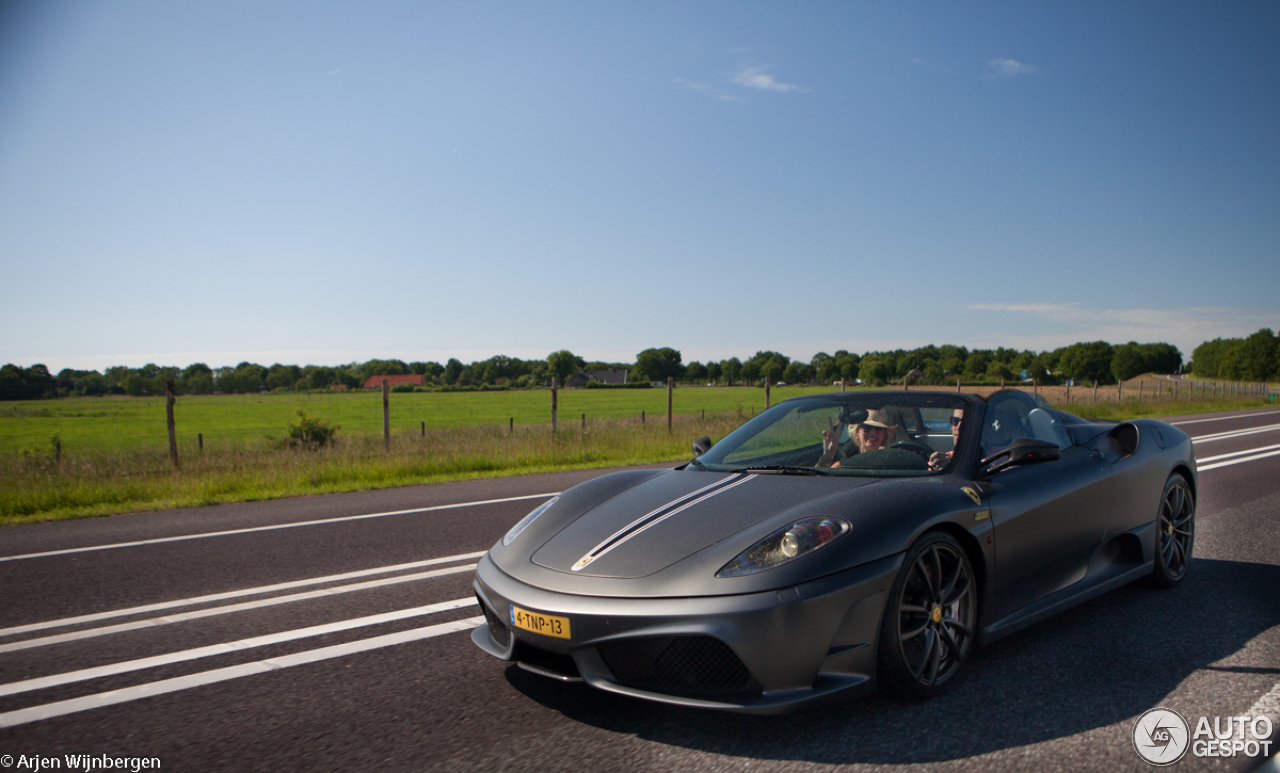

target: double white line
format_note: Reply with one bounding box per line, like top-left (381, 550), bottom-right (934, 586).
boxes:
top-left (1190, 422), bottom-right (1280, 471)
top-left (0, 551), bottom-right (486, 728)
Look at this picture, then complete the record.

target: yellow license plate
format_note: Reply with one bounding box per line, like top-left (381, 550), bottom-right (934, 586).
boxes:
top-left (509, 605), bottom-right (571, 639)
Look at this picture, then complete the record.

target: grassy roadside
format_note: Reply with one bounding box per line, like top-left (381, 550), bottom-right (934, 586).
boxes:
top-left (1, 392), bottom-right (1273, 527)
top-left (0, 414), bottom-right (742, 526)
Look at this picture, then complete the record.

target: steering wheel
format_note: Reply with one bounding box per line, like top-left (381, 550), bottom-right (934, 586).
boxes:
top-left (889, 441), bottom-right (934, 462)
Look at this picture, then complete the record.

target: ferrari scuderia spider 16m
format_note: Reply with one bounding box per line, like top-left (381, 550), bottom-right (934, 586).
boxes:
top-left (471, 389), bottom-right (1196, 712)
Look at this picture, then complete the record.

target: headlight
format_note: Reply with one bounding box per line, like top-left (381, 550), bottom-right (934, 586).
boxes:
top-left (716, 516), bottom-right (850, 577)
top-left (502, 496), bottom-right (559, 546)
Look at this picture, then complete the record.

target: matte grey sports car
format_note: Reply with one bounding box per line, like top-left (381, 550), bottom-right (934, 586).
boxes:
top-left (471, 389), bottom-right (1196, 712)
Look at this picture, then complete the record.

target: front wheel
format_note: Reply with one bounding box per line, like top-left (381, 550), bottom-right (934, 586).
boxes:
top-left (877, 532), bottom-right (977, 700)
top-left (1149, 474), bottom-right (1194, 587)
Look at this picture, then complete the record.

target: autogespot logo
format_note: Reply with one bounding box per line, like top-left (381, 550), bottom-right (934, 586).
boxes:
top-left (1133, 707), bottom-right (1191, 766)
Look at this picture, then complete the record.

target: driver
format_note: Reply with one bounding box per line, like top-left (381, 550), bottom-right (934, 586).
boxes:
top-left (818, 408), bottom-right (902, 467)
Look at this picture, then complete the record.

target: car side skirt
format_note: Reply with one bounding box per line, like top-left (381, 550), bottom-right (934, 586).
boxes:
top-left (980, 520), bottom-right (1157, 645)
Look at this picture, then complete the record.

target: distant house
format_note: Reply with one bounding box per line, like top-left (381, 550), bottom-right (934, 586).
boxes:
top-left (362, 374), bottom-right (424, 389)
top-left (566, 369), bottom-right (629, 388)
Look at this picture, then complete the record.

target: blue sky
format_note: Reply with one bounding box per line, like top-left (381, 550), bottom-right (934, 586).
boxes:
top-left (2, 1), bottom-right (1277, 372)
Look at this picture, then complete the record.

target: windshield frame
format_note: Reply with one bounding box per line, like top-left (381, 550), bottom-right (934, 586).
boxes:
top-left (696, 391), bottom-right (980, 478)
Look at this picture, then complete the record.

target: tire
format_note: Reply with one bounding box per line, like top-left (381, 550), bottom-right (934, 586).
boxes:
top-left (1149, 474), bottom-right (1194, 588)
top-left (878, 531), bottom-right (977, 700)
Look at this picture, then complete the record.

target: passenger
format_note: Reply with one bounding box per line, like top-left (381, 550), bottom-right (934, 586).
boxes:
top-left (818, 408), bottom-right (901, 468)
top-left (929, 407), bottom-right (964, 470)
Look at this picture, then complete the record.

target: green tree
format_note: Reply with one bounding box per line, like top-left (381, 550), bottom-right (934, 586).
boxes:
top-left (1058, 341), bottom-right (1115, 384)
top-left (546, 350), bottom-right (585, 386)
top-left (860, 355), bottom-right (890, 386)
top-left (719, 357), bottom-right (742, 385)
top-left (783, 361), bottom-right (813, 384)
top-left (442, 358), bottom-right (464, 385)
top-left (1237, 329), bottom-right (1278, 380)
top-left (634, 348), bottom-right (684, 383)
top-left (685, 361), bottom-right (707, 383)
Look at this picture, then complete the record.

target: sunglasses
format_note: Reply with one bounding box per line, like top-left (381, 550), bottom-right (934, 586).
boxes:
top-left (950, 416), bottom-right (964, 427)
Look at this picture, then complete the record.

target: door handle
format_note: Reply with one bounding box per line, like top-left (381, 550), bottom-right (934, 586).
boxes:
top-left (1089, 450), bottom-right (1105, 460)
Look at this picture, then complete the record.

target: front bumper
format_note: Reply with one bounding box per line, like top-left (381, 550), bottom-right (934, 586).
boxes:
top-left (471, 551), bottom-right (902, 713)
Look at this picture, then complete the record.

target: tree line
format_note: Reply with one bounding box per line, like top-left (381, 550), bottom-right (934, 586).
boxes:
top-left (3, 331), bottom-right (1275, 402)
top-left (1189, 329), bottom-right (1280, 382)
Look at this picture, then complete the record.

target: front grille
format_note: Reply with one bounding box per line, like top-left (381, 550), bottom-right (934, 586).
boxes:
top-left (480, 597), bottom-right (510, 649)
top-left (598, 636), bottom-right (759, 696)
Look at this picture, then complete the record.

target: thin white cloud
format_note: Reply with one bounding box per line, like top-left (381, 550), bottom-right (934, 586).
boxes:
top-left (325, 69), bottom-right (341, 77)
top-left (675, 77), bottom-right (712, 94)
top-left (987, 58), bottom-right (1036, 78)
top-left (676, 77), bottom-right (745, 102)
top-left (732, 66), bottom-right (801, 92)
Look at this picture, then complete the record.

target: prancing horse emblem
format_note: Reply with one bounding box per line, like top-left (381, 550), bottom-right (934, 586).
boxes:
top-left (962, 487), bottom-right (982, 505)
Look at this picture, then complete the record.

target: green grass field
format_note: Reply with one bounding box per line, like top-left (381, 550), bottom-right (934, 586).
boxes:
top-left (0, 386), bottom-right (801, 455)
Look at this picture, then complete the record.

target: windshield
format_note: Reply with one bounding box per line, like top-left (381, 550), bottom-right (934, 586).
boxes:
top-left (698, 393), bottom-right (971, 477)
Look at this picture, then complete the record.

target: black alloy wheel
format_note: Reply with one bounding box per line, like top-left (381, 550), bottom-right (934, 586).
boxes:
top-left (1150, 474), bottom-right (1195, 587)
top-left (878, 532), bottom-right (977, 699)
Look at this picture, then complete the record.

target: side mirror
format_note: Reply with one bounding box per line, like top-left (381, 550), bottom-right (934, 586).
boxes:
top-left (692, 436), bottom-right (713, 457)
top-left (979, 437), bottom-right (1061, 477)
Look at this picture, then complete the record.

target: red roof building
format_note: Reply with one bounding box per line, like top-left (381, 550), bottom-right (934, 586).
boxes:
top-left (362, 374), bottom-right (424, 389)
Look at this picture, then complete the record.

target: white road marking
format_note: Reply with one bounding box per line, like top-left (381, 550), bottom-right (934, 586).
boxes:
top-left (0, 550), bottom-right (486, 639)
top-left (1191, 423), bottom-right (1280, 444)
top-left (0, 493), bottom-right (558, 563)
top-left (1172, 410), bottom-right (1280, 426)
top-left (1246, 680), bottom-right (1280, 725)
top-left (0, 597), bottom-right (476, 698)
top-left (0, 615), bottom-right (486, 728)
top-left (1197, 443), bottom-right (1280, 464)
top-left (1198, 449), bottom-right (1280, 472)
top-left (0, 564), bottom-right (476, 654)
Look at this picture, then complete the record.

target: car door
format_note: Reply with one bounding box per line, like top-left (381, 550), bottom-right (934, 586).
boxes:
top-left (979, 392), bottom-right (1113, 621)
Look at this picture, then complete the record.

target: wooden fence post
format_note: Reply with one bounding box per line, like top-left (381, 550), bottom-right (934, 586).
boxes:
top-left (765, 376), bottom-right (771, 408)
top-left (421, 421), bottom-right (425, 437)
top-left (667, 377), bottom-right (673, 433)
top-left (166, 379), bottom-right (179, 469)
top-left (382, 378), bottom-right (390, 450)
top-left (956, 378), bottom-right (961, 393)
top-left (509, 417), bottom-right (514, 434)
top-left (641, 410), bottom-right (645, 425)
top-left (1118, 381), bottom-right (1122, 400)
top-left (551, 377), bottom-right (558, 433)
top-left (198, 433), bottom-right (203, 453)
top-left (1066, 380), bottom-right (1071, 402)
top-left (840, 379), bottom-right (846, 392)
top-left (1092, 381), bottom-right (1098, 403)
top-left (581, 413), bottom-right (586, 431)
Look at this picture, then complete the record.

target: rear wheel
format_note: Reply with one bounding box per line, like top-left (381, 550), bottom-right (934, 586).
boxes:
top-left (878, 532), bottom-right (977, 700)
top-left (1149, 474), bottom-right (1194, 587)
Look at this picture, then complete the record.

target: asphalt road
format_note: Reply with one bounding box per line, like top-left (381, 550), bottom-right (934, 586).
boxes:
top-left (2, 408), bottom-right (1279, 772)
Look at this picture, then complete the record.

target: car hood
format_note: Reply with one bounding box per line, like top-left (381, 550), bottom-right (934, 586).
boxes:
top-left (529, 470), bottom-right (880, 579)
